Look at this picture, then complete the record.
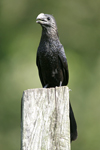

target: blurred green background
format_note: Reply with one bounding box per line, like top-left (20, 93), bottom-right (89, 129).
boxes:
top-left (0, 0), bottom-right (100, 149)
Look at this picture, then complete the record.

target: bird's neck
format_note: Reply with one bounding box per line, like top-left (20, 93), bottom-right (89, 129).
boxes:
top-left (42, 27), bottom-right (59, 40)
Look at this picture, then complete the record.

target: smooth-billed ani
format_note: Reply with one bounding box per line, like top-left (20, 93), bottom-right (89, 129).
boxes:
top-left (36, 13), bottom-right (77, 141)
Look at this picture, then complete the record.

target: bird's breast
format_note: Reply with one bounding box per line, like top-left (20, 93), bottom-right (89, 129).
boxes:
top-left (39, 48), bottom-right (57, 68)
top-left (37, 40), bottom-right (63, 84)
top-left (39, 49), bottom-right (63, 80)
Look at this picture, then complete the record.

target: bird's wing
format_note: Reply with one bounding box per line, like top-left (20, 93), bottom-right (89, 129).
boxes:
top-left (36, 53), bottom-right (45, 87)
top-left (58, 45), bottom-right (69, 85)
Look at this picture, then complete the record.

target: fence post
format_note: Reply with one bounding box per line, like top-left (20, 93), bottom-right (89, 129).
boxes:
top-left (21, 86), bottom-right (70, 150)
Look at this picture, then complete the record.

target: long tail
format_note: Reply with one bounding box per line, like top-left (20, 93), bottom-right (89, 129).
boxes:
top-left (69, 102), bottom-right (78, 141)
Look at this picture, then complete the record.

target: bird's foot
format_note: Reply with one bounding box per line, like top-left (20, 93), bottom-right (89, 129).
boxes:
top-left (43, 84), bottom-right (49, 88)
top-left (59, 81), bottom-right (62, 86)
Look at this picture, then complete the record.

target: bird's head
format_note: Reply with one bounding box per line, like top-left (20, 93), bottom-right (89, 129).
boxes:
top-left (36, 13), bottom-right (58, 36)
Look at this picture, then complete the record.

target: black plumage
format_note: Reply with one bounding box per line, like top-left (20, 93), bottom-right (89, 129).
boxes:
top-left (36, 13), bottom-right (77, 141)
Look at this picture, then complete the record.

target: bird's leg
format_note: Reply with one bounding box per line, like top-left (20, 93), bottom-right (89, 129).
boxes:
top-left (43, 84), bottom-right (49, 88)
top-left (60, 81), bottom-right (62, 86)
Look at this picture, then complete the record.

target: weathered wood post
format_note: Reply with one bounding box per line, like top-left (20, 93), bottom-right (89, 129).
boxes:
top-left (21, 86), bottom-right (70, 150)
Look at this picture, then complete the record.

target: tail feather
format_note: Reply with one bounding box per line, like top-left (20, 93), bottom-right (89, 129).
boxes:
top-left (69, 102), bottom-right (78, 141)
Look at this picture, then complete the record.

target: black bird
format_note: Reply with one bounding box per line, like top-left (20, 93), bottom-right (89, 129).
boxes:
top-left (36, 13), bottom-right (77, 141)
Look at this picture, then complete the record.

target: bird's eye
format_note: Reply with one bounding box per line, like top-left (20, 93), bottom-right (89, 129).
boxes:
top-left (47, 17), bottom-right (50, 20)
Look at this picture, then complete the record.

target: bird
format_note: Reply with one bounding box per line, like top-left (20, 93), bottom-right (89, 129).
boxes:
top-left (36, 13), bottom-right (77, 141)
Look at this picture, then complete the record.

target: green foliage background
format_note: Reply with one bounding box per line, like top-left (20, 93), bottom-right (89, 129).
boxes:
top-left (0, 0), bottom-right (100, 149)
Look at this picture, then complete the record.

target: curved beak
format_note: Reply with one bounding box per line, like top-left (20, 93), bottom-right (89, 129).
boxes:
top-left (36, 13), bottom-right (47, 24)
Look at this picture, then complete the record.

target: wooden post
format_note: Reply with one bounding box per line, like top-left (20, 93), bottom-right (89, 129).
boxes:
top-left (21, 86), bottom-right (70, 150)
